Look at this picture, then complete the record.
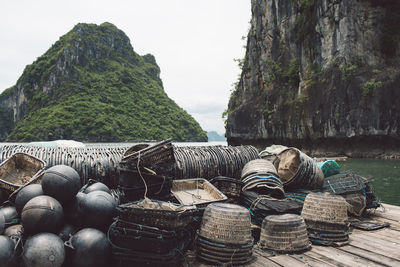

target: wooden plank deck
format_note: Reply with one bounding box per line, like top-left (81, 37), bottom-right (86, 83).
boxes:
top-left (192, 203), bottom-right (400, 266)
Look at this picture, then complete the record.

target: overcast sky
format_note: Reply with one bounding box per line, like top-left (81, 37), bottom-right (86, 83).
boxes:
top-left (0, 0), bottom-right (251, 135)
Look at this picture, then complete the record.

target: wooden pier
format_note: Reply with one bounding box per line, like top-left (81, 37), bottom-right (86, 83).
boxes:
top-left (193, 203), bottom-right (400, 266)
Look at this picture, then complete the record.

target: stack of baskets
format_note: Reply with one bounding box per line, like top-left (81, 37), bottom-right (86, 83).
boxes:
top-left (117, 140), bottom-right (175, 201)
top-left (273, 148), bottom-right (324, 191)
top-left (241, 159), bottom-right (284, 198)
top-left (322, 171), bottom-right (367, 216)
top-left (301, 192), bottom-right (350, 245)
top-left (258, 214), bottom-right (311, 253)
top-left (109, 199), bottom-right (197, 266)
top-left (196, 203), bottom-right (253, 265)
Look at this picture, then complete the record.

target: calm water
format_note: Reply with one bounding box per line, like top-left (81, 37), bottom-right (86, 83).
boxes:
top-left (339, 159), bottom-right (400, 206)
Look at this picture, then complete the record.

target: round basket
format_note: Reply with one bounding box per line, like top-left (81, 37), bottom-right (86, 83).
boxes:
top-left (241, 159), bottom-right (278, 180)
top-left (258, 214), bottom-right (311, 253)
top-left (197, 235), bottom-right (253, 254)
top-left (199, 203), bottom-right (252, 245)
top-left (308, 229), bottom-right (349, 243)
top-left (273, 148), bottom-right (324, 190)
top-left (301, 192), bottom-right (348, 225)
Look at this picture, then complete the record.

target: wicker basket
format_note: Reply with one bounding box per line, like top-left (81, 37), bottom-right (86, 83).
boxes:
top-left (301, 192), bottom-right (348, 225)
top-left (108, 219), bottom-right (192, 254)
top-left (241, 159), bottom-right (278, 179)
top-left (120, 140), bottom-right (175, 176)
top-left (196, 235), bottom-right (253, 265)
top-left (171, 178), bottom-right (227, 208)
top-left (117, 199), bottom-right (196, 230)
top-left (209, 176), bottom-right (244, 199)
top-left (0, 153), bottom-right (46, 194)
top-left (199, 203), bottom-right (252, 245)
top-left (273, 148), bottom-right (324, 190)
top-left (258, 214), bottom-right (311, 253)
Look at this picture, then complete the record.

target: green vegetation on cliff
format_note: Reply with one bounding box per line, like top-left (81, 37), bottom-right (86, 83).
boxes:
top-left (0, 22), bottom-right (207, 142)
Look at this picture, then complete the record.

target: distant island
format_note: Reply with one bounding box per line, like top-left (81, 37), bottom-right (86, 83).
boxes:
top-left (0, 22), bottom-right (207, 142)
top-left (207, 131), bottom-right (226, 142)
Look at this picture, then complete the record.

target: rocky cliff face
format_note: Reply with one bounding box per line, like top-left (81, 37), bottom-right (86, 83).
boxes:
top-left (226, 0), bottom-right (400, 157)
top-left (0, 22), bottom-right (207, 142)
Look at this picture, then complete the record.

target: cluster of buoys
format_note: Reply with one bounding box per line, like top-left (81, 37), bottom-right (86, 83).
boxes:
top-left (0, 164), bottom-right (117, 267)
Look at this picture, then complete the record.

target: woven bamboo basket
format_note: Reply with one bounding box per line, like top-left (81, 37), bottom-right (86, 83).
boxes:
top-left (301, 192), bottom-right (348, 225)
top-left (259, 214), bottom-right (311, 253)
top-left (273, 148), bottom-right (324, 190)
top-left (199, 203), bottom-right (252, 245)
top-left (196, 235), bottom-right (253, 254)
top-left (241, 159), bottom-right (278, 179)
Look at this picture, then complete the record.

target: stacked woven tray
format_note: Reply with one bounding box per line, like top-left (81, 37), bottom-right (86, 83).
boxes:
top-left (258, 214), bottom-right (311, 253)
top-left (108, 219), bottom-right (194, 267)
top-left (196, 203), bottom-right (253, 265)
top-left (209, 176), bottom-right (244, 202)
top-left (117, 140), bottom-right (175, 201)
top-left (111, 198), bottom-right (197, 266)
top-left (301, 192), bottom-right (350, 245)
top-left (241, 159), bottom-right (284, 198)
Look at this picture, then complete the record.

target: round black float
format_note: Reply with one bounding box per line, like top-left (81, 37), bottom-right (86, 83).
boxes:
top-left (41, 165), bottom-right (81, 204)
top-left (80, 191), bottom-right (116, 229)
top-left (22, 232), bottom-right (65, 267)
top-left (67, 228), bottom-right (111, 267)
top-left (0, 235), bottom-right (16, 267)
top-left (84, 182), bottom-right (111, 194)
top-left (21, 195), bottom-right (63, 235)
top-left (63, 192), bottom-right (86, 226)
top-left (0, 212), bottom-right (4, 234)
top-left (15, 184), bottom-right (43, 213)
top-left (0, 206), bottom-right (18, 227)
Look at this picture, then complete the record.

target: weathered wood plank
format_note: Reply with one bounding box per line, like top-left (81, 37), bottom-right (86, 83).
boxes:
top-left (367, 227), bottom-right (400, 240)
top-left (381, 203), bottom-right (400, 212)
top-left (371, 209), bottom-right (400, 222)
top-left (350, 234), bottom-right (400, 256)
top-left (248, 251), bottom-right (282, 267)
top-left (310, 245), bottom-right (386, 267)
top-left (359, 229), bottom-right (400, 244)
top-left (348, 238), bottom-right (400, 260)
top-left (266, 254), bottom-right (308, 267)
top-left (288, 253), bottom-right (337, 267)
top-left (304, 250), bottom-right (351, 267)
top-left (338, 245), bottom-right (400, 267)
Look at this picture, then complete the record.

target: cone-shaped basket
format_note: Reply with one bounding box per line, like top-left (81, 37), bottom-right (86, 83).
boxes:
top-left (259, 214), bottom-right (311, 253)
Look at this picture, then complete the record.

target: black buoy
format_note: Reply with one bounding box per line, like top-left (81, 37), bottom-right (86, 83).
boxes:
top-left (0, 235), bottom-right (16, 267)
top-left (83, 182), bottom-right (111, 194)
top-left (0, 212), bottom-right (4, 234)
top-left (22, 232), bottom-right (65, 267)
top-left (80, 191), bottom-right (116, 229)
top-left (0, 206), bottom-right (18, 227)
top-left (41, 165), bottom-right (81, 204)
top-left (67, 228), bottom-right (111, 267)
top-left (63, 192), bottom-right (86, 226)
top-left (21, 195), bottom-right (63, 235)
top-left (15, 184), bottom-right (44, 213)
